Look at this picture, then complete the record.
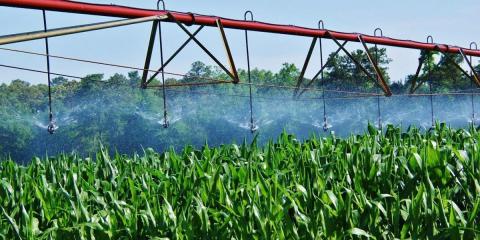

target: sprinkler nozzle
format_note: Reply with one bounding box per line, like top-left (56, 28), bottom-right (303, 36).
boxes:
top-left (47, 121), bottom-right (57, 134)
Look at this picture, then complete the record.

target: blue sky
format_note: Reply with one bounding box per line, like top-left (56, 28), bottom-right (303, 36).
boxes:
top-left (0, 0), bottom-right (479, 84)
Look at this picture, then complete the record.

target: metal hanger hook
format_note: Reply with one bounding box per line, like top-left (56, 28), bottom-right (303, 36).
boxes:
top-left (244, 10), bottom-right (253, 21)
top-left (157, 0), bottom-right (166, 11)
top-left (374, 27), bottom-right (383, 37)
top-left (318, 20), bottom-right (324, 30)
top-left (427, 35), bottom-right (434, 44)
top-left (470, 42), bottom-right (478, 50)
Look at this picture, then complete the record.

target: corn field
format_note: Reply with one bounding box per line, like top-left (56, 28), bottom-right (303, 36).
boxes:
top-left (0, 124), bottom-right (479, 239)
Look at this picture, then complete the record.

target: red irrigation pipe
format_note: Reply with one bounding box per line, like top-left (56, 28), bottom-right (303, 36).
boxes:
top-left (1, 0), bottom-right (479, 57)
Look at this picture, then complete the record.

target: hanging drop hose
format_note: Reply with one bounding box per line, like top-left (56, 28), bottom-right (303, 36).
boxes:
top-left (43, 10), bottom-right (56, 134)
top-left (427, 36), bottom-right (435, 127)
top-left (470, 42), bottom-right (478, 126)
top-left (244, 11), bottom-right (256, 133)
top-left (318, 20), bottom-right (329, 132)
top-left (158, 0), bottom-right (168, 128)
top-left (374, 28), bottom-right (383, 130)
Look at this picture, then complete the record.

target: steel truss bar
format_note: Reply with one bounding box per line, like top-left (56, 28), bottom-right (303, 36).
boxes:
top-left (409, 54), bottom-right (426, 94)
top-left (297, 41), bottom-right (348, 97)
top-left (410, 57), bottom-right (438, 94)
top-left (441, 50), bottom-right (477, 85)
top-left (141, 21), bottom-right (159, 88)
top-left (145, 26), bottom-right (204, 85)
top-left (358, 35), bottom-right (392, 96)
top-left (217, 19), bottom-right (239, 83)
top-left (326, 31), bottom-right (390, 96)
top-left (459, 48), bottom-right (480, 87)
top-left (410, 45), bottom-right (480, 94)
top-left (3, 0), bottom-right (480, 57)
top-left (294, 37), bottom-right (318, 96)
top-left (168, 13), bottom-right (238, 82)
top-left (0, 15), bottom-right (167, 45)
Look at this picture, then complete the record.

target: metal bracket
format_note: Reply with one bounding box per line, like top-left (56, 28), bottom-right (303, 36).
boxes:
top-left (167, 13), bottom-right (239, 83)
top-left (358, 35), bottom-right (392, 96)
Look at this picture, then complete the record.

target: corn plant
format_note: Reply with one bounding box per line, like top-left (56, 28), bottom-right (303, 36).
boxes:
top-left (0, 123), bottom-right (479, 239)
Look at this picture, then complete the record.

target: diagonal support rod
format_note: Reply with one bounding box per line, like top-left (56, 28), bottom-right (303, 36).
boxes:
top-left (326, 31), bottom-right (390, 96)
top-left (168, 13), bottom-right (238, 82)
top-left (409, 54), bottom-right (426, 94)
top-left (0, 15), bottom-right (167, 45)
top-left (294, 37), bottom-right (318, 96)
top-left (411, 46), bottom-right (480, 94)
top-left (441, 51), bottom-right (476, 85)
top-left (297, 40), bottom-right (348, 97)
top-left (217, 19), bottom-right (239, 83)
top-left (459, 48), bottom-right (480, 87)
top-left (410, 51), bottom-right (444, 94)
top-left (145, 26), bottom-right (204, 85)
top-left (141, 21), bottom-right (159, 88)
top-left (358, 35), bottom-right (392, 96)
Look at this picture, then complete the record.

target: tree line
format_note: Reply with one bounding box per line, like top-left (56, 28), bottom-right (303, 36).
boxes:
top-left (1, 47), bottom-right (479, 161)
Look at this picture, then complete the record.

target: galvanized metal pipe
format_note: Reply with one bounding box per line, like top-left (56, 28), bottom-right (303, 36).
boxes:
top-left (0, 0), bottom-right (479, 56)
top-left (0, 14), bottom-right (167, 45)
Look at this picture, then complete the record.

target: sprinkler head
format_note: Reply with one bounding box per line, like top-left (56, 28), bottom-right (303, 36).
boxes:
top-left (250, 123), bottom-right (258, 133)
top-left (322, 121), bottom-right (330, 132)
top-left (47, 121), bottom-right (57, 134)
top-left (162, 119), bottom-right (169, 128)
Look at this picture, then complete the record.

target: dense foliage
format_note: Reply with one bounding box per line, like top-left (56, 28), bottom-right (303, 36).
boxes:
top-left (0, 124), bottom-right (479, 239)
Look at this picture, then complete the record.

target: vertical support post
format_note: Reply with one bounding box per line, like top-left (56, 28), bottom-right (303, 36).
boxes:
top-left (43, 10), bottom-right (56, 134)
top-left (427, 35), bottom-right (435, 127)
top-left (244, 11), bottom-right (256, 133)
top-left (374, 28), bottom-right (383, 130)
top-left (158, 0), bottom-right (169, 128)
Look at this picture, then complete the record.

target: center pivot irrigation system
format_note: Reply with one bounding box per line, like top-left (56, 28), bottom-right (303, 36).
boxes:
top-left (0, 0), bottom-right (479, 134)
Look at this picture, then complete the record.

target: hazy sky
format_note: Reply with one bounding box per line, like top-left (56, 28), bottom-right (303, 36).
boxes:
top-left (0, 0), bottom-right (479, 84)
